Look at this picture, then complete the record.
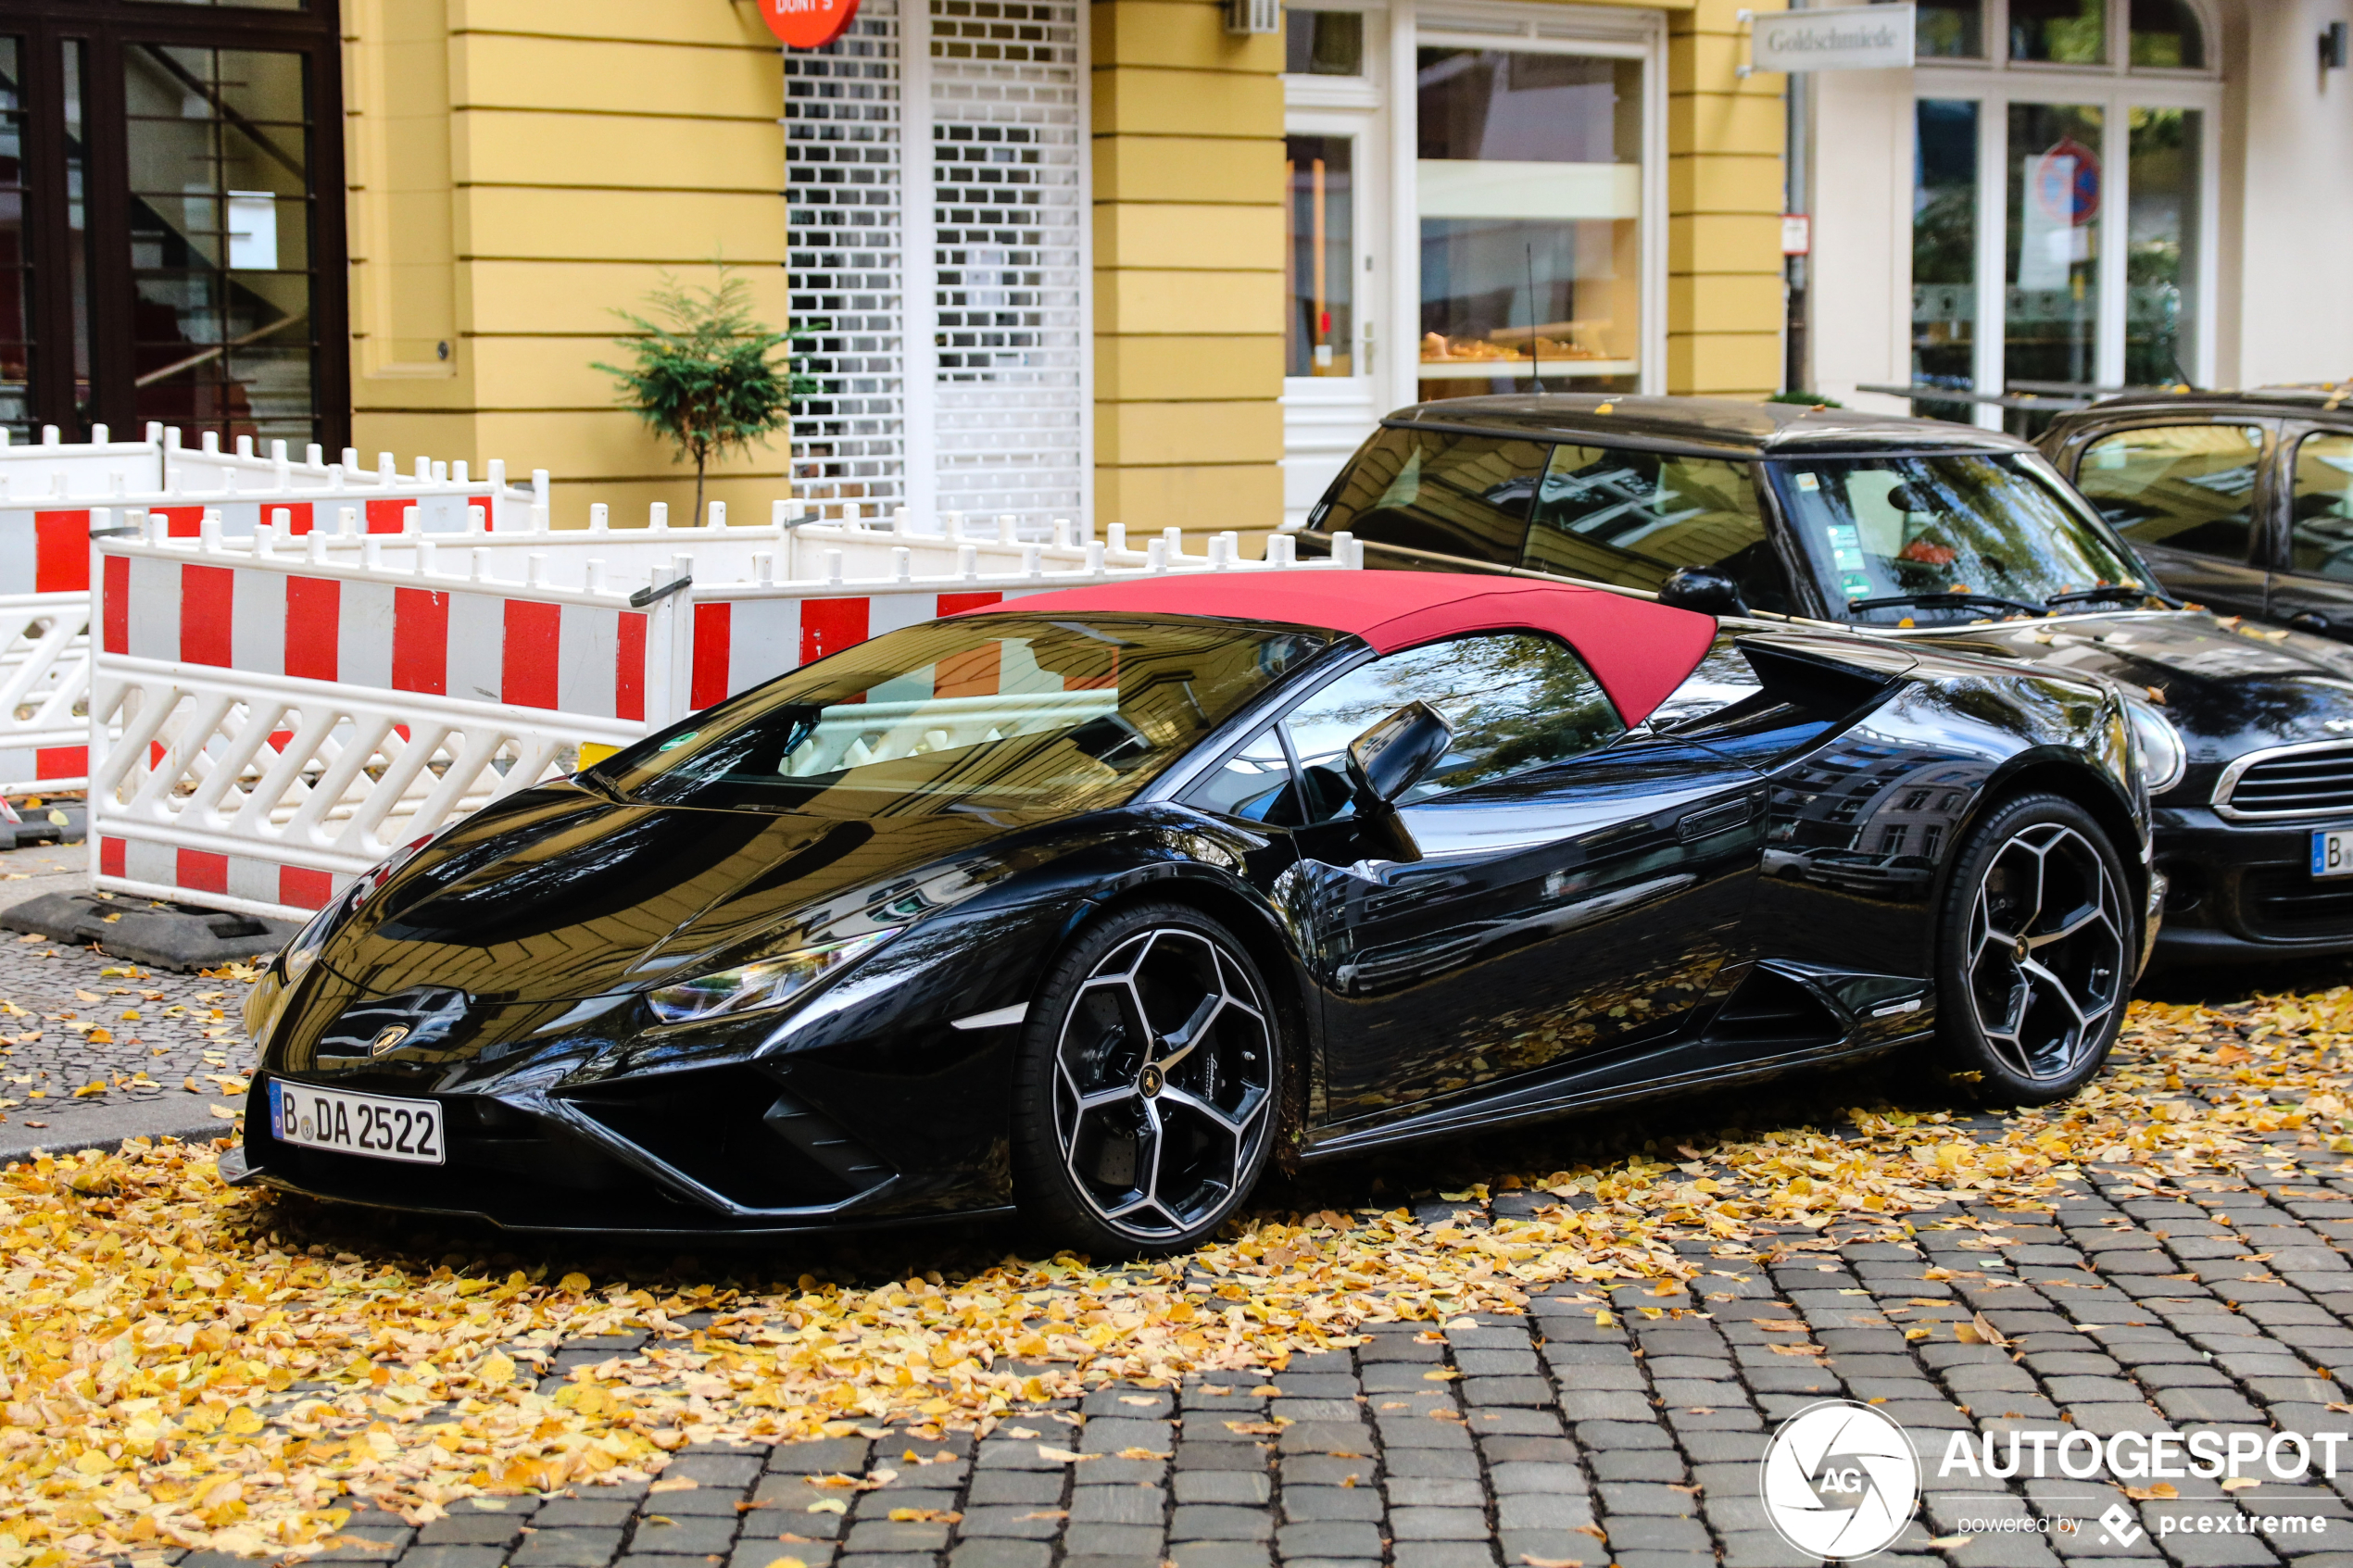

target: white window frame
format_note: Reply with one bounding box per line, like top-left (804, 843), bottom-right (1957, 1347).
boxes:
top-left (1907, 0), bottom-right (2221, 420)
top-left (1277, 0), bottom-right (1667, 412)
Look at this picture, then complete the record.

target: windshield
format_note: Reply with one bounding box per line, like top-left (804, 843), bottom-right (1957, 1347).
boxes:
top-left (590, 615), bottom-right (1331, 815)
top-left (1766, 452), bottom-right (2155, 626)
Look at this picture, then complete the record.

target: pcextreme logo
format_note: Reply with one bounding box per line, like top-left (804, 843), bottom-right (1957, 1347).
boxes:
top-left (1760, 1401), bottom-right (1921, 1560)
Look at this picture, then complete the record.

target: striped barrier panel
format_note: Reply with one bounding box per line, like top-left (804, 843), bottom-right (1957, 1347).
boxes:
top-left (89, 532), bottom-right (679, 920)
top-left (0, 423), bottom-right (541, 516)
top-left (88, 527), bottom-right (1363, 920)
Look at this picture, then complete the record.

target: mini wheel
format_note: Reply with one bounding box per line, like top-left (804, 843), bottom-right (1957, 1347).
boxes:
top-left (1012, 902), bottom-right (1282, 1256)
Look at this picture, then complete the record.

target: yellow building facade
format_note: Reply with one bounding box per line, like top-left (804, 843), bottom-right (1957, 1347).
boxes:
top-left (0, 0), bottom-right (1789, 546)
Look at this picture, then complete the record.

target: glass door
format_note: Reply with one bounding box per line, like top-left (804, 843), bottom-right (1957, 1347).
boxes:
top-left (2004, 100), bottom-right (2103, 399)
top-left (0, 1), bottom-right (343, 447)
top-left (1908, 0), bottom-right (2219, 436)
top-left (1281, 6), bottom-right (1388, 526)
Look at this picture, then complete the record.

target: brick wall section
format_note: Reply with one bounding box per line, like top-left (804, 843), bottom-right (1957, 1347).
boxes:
top-left (1666, 0), bottom-right (1787, 397)
top-left (1091, 0), bottom-right (1287, 542)
top-left (346, 0), bottom-right (790, 523)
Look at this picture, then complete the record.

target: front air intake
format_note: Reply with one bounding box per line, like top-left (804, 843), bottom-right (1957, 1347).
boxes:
top-left (562, 1064), bottom-right (890, 1211)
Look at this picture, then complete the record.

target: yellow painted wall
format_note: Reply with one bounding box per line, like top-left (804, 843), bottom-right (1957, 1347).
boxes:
top-left (1667, 0), bottom-right (1788, 396)
top-left (336, 0), bottom-right (1785, 533)
top-left (1090, 0), bottom-right (1288, 541)
top-left (344, 0), bottom-right (791, 525)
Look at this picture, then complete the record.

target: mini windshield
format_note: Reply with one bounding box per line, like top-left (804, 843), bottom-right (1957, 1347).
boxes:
top-left (590, 615), bottom-right (1332, 815)
top-left (1767, 452), bottom-right (2156, 626)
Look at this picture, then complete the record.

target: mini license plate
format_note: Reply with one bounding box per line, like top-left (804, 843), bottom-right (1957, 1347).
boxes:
top-left (270, 1080), bottom-right (445, 1165)
top-left (2315, 829), bottom-right (2353, 880)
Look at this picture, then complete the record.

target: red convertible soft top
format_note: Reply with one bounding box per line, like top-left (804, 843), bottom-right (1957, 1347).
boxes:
top-left (974, 570), bottom-right (1718, 727)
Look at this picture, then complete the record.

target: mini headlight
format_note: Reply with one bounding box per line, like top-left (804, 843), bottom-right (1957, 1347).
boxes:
top-left (646, 931), bottom-right (895, 1026)
top-left (2125, 698), bottom-right (2187, 796)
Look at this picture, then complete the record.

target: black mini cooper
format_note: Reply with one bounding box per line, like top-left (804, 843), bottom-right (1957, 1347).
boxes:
top-left (1294, 395), bottom-right (2353, 963)
top-left (2040, 385), bottom-right (2353, 643)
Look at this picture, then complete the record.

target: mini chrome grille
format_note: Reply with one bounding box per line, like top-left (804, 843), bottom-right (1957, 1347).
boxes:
top-left (2216, 743), bottom-right (2353, 820)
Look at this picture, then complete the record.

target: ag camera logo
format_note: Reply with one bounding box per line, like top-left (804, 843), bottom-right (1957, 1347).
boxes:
top-left (1760, 1400), bottom-right (1920, 1560)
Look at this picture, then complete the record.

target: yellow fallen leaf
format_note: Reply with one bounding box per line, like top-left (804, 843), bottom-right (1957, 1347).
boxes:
top-left (2125, 1484), bottom-right (2179, 1501)
top-left (1037, 1445), bottom-right (1090, 1463)
top-left (649, 1476), bottom-right (698, 1493)
top-left (477, 1352), bottom-right (516, 1386)
top-left (2222, 1477), bottom-right (2260, 1492)
top-left (806, 1499), bottom-right (848, 1515)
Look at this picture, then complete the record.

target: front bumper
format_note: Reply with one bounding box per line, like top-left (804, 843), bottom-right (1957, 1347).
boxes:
top-left (231, 1057), bottom-right (1011, 1237)
top-left (2149, 805), bottom-right (2353, 960)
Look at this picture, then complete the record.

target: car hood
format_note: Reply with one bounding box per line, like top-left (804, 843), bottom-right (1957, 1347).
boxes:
top-left (1897, 609), bottom-right (2353, 761)
top-left (321, 784), bottom-right (1035, 1004)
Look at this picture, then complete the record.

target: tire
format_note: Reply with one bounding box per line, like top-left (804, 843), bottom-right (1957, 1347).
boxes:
top-left (1012, 902), bottom-right (1284, 1257)
top-left (1929, 792), bottom-right (2133, 1106)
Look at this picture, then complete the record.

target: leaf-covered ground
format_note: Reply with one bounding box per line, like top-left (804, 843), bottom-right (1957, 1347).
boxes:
top-left (1, 991), bottom-right (2346, 1566)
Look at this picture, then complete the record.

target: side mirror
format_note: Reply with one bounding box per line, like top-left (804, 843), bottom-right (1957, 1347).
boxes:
top-left (1657, 565), bottom-right (1749, 617)
top-left (1345, 700), bottom-right (1454, 808)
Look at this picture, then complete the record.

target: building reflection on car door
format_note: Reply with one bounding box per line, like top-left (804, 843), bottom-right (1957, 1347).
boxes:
top-left (1265, 631), bottom-right (1768, 1130)
top-left (2265, 425), bottom-right (2353, 642)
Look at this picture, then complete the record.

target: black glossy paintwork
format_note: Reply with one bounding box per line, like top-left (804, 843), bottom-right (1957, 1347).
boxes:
top-left (236, 619), bottom-right (2147, 1238)
top-left (1296, 395), bottom-right (2353, 960)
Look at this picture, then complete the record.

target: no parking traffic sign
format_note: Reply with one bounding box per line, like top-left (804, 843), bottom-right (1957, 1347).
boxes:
top-left (760, 0), bottom-right (861, 48)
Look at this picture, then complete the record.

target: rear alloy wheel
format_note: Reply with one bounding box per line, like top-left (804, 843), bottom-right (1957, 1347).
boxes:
top-left (1933, 793), bottom-right (2131, 1104)
top-left (1013, 904), bottom-right (1280, 1255)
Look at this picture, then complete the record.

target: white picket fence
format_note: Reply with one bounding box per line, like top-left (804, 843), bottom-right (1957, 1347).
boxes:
top-left (88, 516), bottom-right (1365, 922)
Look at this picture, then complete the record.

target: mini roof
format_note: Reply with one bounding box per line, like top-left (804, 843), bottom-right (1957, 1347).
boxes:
top-left (1383, 393), bottom-right (2035, 459)
top-left (972, 570), bottom-right (1718, 727)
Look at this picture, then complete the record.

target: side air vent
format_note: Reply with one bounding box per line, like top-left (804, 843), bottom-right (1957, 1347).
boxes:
top-left (1704, 966), bottom-right (1846, 1048)
top-left (1735, 638), bottom-right (1904, 717)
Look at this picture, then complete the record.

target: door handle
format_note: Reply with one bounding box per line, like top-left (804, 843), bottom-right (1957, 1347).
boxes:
top-left (2290, 612), bottom-right (2332, 633)
top-left (1677, 797), bottom-right (1759, 843)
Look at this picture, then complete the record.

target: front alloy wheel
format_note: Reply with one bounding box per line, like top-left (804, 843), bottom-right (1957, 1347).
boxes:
top-left (1014, 905), bottom-right (1279, 1254)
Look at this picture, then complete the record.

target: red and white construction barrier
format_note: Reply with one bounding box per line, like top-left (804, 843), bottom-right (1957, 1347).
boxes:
top-left (87, 523), bottom-right (1360, 919)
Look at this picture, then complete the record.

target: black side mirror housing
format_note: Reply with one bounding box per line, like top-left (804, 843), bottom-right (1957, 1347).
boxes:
top-left (1657, 565), bottom-right (1748, 617)
top-left (1345, 700), bottom-right (1454, 807)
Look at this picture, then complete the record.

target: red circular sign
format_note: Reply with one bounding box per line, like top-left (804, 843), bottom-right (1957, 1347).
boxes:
top-left (760, 0), bottom-right (861, 48)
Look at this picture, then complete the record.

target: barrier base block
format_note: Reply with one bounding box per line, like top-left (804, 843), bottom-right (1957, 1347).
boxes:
top-left (0, 891), bottom-right (298, 972)
top-left (0, 804), bottom-right (84, 850)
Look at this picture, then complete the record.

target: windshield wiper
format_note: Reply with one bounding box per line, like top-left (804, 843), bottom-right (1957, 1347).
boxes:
top-left (1847, 592), bottom-right (2051, 621)
top-left (2045, 584), bottom-right (2183, 610)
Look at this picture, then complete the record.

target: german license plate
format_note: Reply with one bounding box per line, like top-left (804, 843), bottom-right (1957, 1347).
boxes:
top-left (269, 1080), bottom-right (444, 1165)
top-left (2315, 829), bottom-right (2353, 880)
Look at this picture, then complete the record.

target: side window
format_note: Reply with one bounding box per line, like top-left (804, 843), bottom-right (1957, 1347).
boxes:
top-left (1521, 446), bottom-right (1793, 613)
top-left (2290, 433), bottom-right (2353, 582)
top-left (2073, 423), bottom-right (2264, 560)
top-left (1281, 633), bottom-right (1626, 820)
top-left (1186, 727), bottom-right (1296, 822)
top-left (1307, 427), bottom-right (1545, 565)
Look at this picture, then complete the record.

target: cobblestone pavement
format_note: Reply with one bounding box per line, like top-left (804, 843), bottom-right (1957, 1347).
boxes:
top-left (0, 841), bottom-right (255, 1155)
top-left (178, 1127), bottom-right (2353, 1568)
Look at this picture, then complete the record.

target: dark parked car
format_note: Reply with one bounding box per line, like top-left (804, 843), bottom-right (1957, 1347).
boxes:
top-left (2041, 386), bottom-right (2353, 640)
top-left (232, 571), bottom-right (2152, 1251)
top-left (1294, 394), bottom-right (2353, 961)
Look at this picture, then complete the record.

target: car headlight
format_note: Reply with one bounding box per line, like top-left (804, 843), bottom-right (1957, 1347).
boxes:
top-left (646, 931), bottom-right (895, 1026)
top-left (2125, 698), bottom-right (2187, 796)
